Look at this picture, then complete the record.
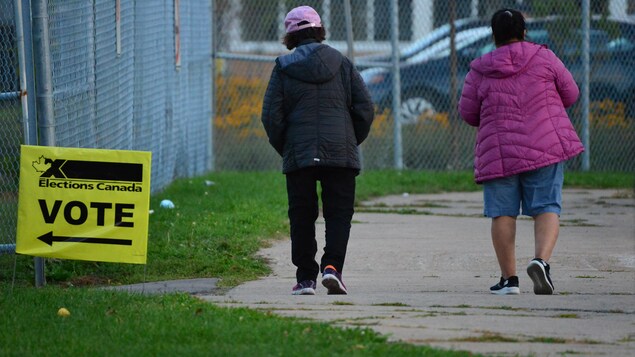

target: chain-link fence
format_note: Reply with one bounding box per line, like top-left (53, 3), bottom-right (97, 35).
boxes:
top-left (0, 0), bottom-right (212, 258)
top-left (46, 0), bottom-right (212, 190)
top-left (0, 0), bottom-right (22, 253)
top-left (213, 0), bottom-right (635, 172)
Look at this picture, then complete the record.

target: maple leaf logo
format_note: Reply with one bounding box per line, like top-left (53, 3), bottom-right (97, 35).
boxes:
top-left (32, 155), bottom-right (52, 173)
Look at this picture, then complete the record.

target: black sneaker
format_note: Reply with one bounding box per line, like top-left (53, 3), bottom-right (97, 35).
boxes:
top-left (292, 280), bottom-right (316, 295)
top-left (527, 258), bottom-right (554, 295)
top-left (490, 276), bottom-right (520, 295)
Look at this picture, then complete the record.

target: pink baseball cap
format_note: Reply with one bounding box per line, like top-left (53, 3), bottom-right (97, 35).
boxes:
top-left (284, 6), bottom-right (322, 33)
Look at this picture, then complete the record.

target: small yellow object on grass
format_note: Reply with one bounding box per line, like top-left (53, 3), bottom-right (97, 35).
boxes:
top-left (57, 307), bottom-right (71, 317)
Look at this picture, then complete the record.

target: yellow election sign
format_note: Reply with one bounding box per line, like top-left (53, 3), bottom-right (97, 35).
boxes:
top-left (16, 145), bottom-right (152, 264)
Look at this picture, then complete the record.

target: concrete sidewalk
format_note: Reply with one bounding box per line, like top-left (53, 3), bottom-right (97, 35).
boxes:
top-left (198, 189), bottom-right (634, 356)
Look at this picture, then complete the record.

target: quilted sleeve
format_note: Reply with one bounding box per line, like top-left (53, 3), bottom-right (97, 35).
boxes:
top-left (551, 51), bottom-right (579, 108)
top-left (261, 64), bottom-right (286, 156)
top-left (459, 69), bottom-right (482, 127)
top-left (349, 62), bottom-right (375, 145)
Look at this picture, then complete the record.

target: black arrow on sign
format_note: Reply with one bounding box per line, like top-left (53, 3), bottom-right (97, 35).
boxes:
top-left (37, 232), bottom-right (132, 246)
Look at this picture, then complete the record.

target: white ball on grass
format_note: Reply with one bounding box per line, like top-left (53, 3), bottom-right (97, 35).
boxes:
top-left (160, 199), bottom-right (175, 209)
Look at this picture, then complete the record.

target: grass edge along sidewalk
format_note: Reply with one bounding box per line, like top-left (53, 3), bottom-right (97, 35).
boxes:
top-left (0, 287), bottom-right (476, 356)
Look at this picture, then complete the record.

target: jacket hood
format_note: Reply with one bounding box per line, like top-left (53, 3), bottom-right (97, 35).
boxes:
top-left (277, 41), bottom-right (343, 84)
top-left (470, 41), bottom-right (543, 78)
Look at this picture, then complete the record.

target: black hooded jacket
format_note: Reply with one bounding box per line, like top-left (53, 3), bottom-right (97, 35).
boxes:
top-left (261, 39), bottom-right (374, 173)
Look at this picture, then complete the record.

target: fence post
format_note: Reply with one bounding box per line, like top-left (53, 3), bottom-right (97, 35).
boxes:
top-left (343, 0), bottom-right (354, 63)
top-left (390, 0), bottom-right (403, 170)
top-left (210, 0), bottom-right (216, 172)
top-left (449, 0), bottom-right (460, 169)
top-left (32, 0), bottom-right (57, 287)
top-left (15, 0), bottom-right (37, 145)
top-left (581, 0), bottom-right (590, 171)
top-left (32, 0), bottom-right (55, 147)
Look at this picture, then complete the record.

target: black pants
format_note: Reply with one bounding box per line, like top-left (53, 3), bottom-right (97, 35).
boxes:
top-left (285, 166), bottom-right (358, 283)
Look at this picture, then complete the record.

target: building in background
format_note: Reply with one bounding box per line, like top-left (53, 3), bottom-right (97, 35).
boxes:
top-left (218, 0), bottom-right (635, 55)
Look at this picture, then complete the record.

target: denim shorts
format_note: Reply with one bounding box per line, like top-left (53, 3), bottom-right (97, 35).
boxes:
top-left (483, 162), bottom-right (564, 218)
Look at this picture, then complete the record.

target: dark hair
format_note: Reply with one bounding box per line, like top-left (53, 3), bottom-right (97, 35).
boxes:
top-left (491, 9), bottom-right (525, 46)
top-left (283, 25), bottom-right (326, 50)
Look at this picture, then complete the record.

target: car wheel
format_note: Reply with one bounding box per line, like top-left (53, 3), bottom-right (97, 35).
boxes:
top-left (399, 96), bottom-right (437, 125)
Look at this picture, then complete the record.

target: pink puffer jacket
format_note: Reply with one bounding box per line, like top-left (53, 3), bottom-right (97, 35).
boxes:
top-left (459, 41), bottom-right (584, 183)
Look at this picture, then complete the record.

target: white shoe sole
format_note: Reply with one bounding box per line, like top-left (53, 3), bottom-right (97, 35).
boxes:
top-left (322, 274), bottom-right (347, 295)
top-left (292, 287), bottom-right (315, 295)
top-left (527, 261), bottom-right (554, 295)
top-left (490, 286), bottom-right (520, 295)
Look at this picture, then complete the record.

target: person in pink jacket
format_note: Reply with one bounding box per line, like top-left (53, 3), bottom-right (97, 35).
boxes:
top-left (459, 9), bottom-right (584, 295)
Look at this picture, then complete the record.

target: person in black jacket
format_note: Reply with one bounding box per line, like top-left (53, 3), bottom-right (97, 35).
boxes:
top-left (261, 5), bottom-right (374, 296)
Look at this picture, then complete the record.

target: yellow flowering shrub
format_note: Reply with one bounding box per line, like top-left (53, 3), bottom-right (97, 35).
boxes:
top-left (589, 99), bottom-right (628, 128)
top-left (212, 73), bottom-right (633, 171)
top-left (215, 76), bottom-right (267, 139)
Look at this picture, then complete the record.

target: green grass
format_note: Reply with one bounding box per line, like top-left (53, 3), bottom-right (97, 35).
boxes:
top-left (555, 314), bottom-right (579, 318)
top-left (356, 170), bottom-right (480, 200)
top-left (372, 302), bottom-right (411, 307)
top-left (4, 172), bottom-right (290, 287)
top-left (0, 287), bottom-right (472, 357)
top-left (0, 170), bottom-right (631, 356)
top-left (452, 332), bottom-right (519, 343)
top-left (563, 171), bottom-right (634, 188)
